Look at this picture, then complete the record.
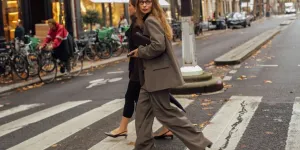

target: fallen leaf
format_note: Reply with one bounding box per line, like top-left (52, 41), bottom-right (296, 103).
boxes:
top-left (199, 121), bottom-right (211, 128)
top-left (202, 99), bottom-right (212, 102)
top-left (191, 94), bottom-right (198, 98)
top-left (201, 102), bottom-right (211, 107)
top-left (51, 144), bottom-right (58, 147)
top-left (256, 59), bottom-right (262, 62)
top-left (241, 144), bottom-right (247, 148)
top-left (265, 131), bottom-right (274, 135)
top-left (224, 84), bottom-right (233, 88)
top-left (207, 113), bottom-right (213, 116)
top-left (34, 83), bottom-right (45, 88)
top-left (264, 80), bottom-right (272, 83)
top-left (22, 87), bottom-right (29, 91)
top-left (249, 75), bottom-right (257, 78)
top-left (127, 142), bottom-right (135, 145)
top-left (202, 107), bottom-right (213, 110)
top-left (27, 85), bottom-right (34, 89)
top-left (224, 99), bottom-right (230, 102)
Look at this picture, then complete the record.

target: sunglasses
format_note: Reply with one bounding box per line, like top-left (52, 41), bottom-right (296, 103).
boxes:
top-left (139, 0), bottom-right (152, 5)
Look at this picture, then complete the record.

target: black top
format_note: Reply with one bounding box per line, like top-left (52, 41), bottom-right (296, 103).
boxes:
top-left (125, 15), bottom-right (143, 81)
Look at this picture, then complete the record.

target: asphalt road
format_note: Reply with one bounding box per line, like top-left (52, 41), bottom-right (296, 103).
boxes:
top-left (0, 15), bottom-right (298, 150)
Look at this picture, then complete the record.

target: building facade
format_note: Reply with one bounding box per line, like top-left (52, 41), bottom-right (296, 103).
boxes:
top-left (0, 0), bottom-right (74, 41)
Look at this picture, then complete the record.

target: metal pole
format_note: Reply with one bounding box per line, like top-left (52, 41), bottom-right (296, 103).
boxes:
top-left (180, 0), bottom-right (203, 77)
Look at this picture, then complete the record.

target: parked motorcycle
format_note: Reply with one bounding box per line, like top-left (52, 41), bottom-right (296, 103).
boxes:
top-left (171, 21), bottom-right (182, 42)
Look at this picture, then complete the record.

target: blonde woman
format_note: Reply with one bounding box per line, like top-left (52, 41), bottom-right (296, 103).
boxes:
top-left (128, 0), bottom-right (213, 149)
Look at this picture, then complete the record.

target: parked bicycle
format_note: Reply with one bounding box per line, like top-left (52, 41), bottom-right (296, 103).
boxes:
top-left (0, 40), bottom-right (29, 81)
top-left (38, 42), bottom-right (84, 84)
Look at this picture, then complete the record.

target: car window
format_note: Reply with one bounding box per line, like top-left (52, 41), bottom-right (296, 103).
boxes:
top-left (233, 13), bottom-right (242, 18)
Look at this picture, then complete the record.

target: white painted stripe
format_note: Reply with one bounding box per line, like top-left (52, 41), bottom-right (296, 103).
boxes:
top-left (0, 100), bottom-right (91, 137)
top-left (107, 71), bottom-right (124, 74)
top-left (285, 97), bottom-right (300, 150)
top-left (223, 76), bottom-right (232, 81)
top-left (257, 65), bottom-right (278, 67)
top-left (200, 96), bottom-right (262, 150)
top-left (89, 98), bottom-right (193, 150)
top-left (108, 78), bottom-right (123, 83)
top-left (0, 104), bottom-right (3, 108)
top-left (7, 99), bottom-right (124, 150)
top-left (0, 104), bottom-right (44, 119)
top-left (229, 70), bottom-right (237, 74)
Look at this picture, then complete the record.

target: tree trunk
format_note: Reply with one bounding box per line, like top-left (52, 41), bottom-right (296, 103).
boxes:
top-left (216, 0), bottom-right (219, 18)
top-left (170, 0), bottom-right (176, 20)
top-left (232, 0), bottom-right (236, 12)
top-left (253, 0), bottom-right (257, 17)
top-left (258, 0), bottom-right (262, 18)
top-left (175, 0), bottom-right (181, 19)
top-left (192, 0), bottom-right (201, 23)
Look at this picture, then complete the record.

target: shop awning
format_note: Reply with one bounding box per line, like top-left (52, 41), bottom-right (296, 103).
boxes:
top-left (159, 0), bottom-right (170, 7)
top-left (90, 0), bottom-right (170, 8)
top-left (90, 0), bottom-right (129, 3)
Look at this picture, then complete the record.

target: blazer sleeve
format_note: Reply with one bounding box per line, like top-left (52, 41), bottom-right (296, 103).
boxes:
top-left (138, 17), bottom-right (166, 60)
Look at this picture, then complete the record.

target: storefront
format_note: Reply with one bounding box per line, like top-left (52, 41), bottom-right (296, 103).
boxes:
top-left (0, 0), bottom-right (73, 40)
top-left (0, 0), bottom-right (20, 40)
top-left (80, 0), bottom-right (128, 29)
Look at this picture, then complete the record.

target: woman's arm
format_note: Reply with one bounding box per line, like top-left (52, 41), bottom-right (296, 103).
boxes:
top-left (137, 17), bottom-right (166, 59)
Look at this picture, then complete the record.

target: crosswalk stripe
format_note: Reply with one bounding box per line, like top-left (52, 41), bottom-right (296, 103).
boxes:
top-left (89, 98), bottom-right (194, 150)
top-left (7, 99), bottom-right (124, 150)
top-left (0, 103), bottom-right (44, 119)
top-left (285, 97), bottom-right (300, 150)
top-left (201, 96), bottom-right (262, 150)
top-left (0, 100), bottom-right (91, 138)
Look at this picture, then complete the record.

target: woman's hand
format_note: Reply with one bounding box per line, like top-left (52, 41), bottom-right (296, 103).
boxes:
top-left (128, 49), bottom-right (139, 57)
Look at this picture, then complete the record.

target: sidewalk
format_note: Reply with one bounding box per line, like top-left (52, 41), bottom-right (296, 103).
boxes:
top-left (0, 29), bottom-right (226, 94)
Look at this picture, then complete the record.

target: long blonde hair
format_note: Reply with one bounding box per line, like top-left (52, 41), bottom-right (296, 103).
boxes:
top-left (136, 0), bottom-right (173, 40)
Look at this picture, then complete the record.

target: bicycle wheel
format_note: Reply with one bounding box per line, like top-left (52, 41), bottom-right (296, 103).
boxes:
top-left (38, 53), bottom-right (57, 84)
top-left (111, 41), bottom-right (124, 57)
top-left (71, 51), bottom-right (84, 77)
top-left (12, 55), bottom-right (29, 80)
top-left (27, 53), bottom-right (39, 77)
top-left (84, 46), bottom-right (97, 61)
top-left (97, 42), bottom-right (112, 59)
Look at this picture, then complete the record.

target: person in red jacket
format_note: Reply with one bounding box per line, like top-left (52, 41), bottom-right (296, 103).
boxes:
top-left (39, 19), bottom-right (74, 74)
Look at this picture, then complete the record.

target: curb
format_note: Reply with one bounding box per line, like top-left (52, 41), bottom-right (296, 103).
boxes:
top-left (0, 55), bottom-right (128, 94)
top-left (214, 27), bottom-right (281, 65)
top-left (170, 77), bottom-right (223, 95)
top-left (183, 72), bottom-right (212, 82)
top-left (195, 30), bottom-right (227, 40)
top-left (280, 20), bottom-right (292, 26)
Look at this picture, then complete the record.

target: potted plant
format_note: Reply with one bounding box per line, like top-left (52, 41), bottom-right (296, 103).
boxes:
top-left (82, 9), bottom-right (102, 32)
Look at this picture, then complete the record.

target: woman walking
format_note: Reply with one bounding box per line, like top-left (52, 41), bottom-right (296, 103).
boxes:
top-left (128, 0), bottom-right (212, 149)
top-left (104, 0), bottom-right (184, 139)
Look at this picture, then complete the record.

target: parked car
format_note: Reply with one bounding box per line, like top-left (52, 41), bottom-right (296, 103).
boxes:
top-left (227, 12), bottom-right (251, 28)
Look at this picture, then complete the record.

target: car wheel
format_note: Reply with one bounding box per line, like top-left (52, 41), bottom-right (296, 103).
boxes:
top-left (248, 22), bottom-right (251, 27)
